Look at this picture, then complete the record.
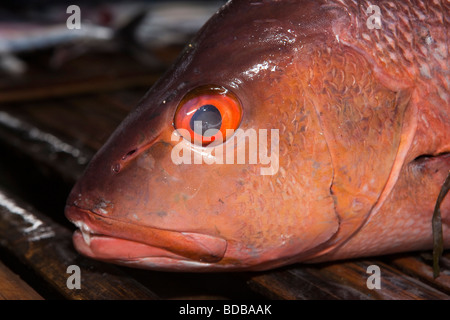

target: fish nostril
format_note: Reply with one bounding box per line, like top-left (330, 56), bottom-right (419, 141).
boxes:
top-left (111, 163), bottom-right (121, 173)
top-left (111, 148), bottom-right (137, 174)
top-left (112, 137), bottom-right (160, 174)
top-left (122, 149), bottom-right (137, 161)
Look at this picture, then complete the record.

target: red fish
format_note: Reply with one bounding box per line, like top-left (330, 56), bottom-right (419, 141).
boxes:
top-left (65, 0), bottom-right (449, 271)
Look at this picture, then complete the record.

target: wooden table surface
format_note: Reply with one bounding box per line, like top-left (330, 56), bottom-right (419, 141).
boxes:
top-left (0, 43), bottom-right (448, 300)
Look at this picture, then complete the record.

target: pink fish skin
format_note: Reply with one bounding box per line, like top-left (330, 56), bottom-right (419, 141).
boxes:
top-left (65, 0), bottom-right (449, 271)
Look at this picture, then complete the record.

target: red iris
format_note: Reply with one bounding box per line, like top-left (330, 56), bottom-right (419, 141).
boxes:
top-left (174, 85), bottom-right (242, 146)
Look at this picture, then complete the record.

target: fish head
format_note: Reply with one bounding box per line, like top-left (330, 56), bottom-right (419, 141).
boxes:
top-left (65, 0), bottom-right (346, 271)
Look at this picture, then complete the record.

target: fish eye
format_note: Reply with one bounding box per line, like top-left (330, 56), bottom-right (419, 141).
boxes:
top-left (174, 85), bottom-right (242, 146)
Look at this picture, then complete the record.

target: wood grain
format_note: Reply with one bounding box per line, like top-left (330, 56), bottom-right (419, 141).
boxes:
top-left (248, 259), bottom-right (450, 300)
top-left (0, 260), bottom-right (43, 300)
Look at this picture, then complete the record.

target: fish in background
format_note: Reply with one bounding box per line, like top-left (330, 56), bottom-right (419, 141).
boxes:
top-left (0, 1), bottom-right (224, 75)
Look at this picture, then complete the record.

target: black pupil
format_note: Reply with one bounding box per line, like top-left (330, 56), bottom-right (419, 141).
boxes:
top-left (190, 105), bottom-right (222, 137)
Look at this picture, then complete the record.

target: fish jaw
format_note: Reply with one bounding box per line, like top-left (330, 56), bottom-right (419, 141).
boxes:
top-left (65, 205), bottom-right (228, 269)
top-left (66, 205), bottom-right (317, 272)
top-left (71, 232), bottom-right (227, 272)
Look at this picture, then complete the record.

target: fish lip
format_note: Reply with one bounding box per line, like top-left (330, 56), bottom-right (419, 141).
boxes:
top-left (72, 231), bottom-right (224, 271)
top-left (65, 205), bottom-right (227, 264)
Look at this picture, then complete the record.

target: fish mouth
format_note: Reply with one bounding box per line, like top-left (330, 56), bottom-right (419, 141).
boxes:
top-left (65, 205), bottom-right (227, 268)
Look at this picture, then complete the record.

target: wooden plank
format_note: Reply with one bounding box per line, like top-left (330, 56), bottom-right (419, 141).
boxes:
top-left (0, 186), bottom-right (159, 300)
top-left (0, 74), bottom-right (159, 104)
top-left (0, 96), bottom-right (130, 153)
top-left (248, 265), bottom-right (374, 300)
top-left (319, 260), bottom-right (449, 299)
top-left (387, 253), bottom-right (450, 295)
top-left (0, 92), bottom-right (146, 167)
top-left (247, 268), bottom-right (353, 300)
top-left (0, 260), bottom-right (43, 300)
top-left (0, 110), bottom-right (93, 182)
top-left (0, 51), bottom-right (164, 104)
top-left (248, 259), bottom-right (450, 300)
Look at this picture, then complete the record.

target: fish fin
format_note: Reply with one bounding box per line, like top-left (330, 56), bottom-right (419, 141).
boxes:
top-left (433, 170), bottom-right (450, 278)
